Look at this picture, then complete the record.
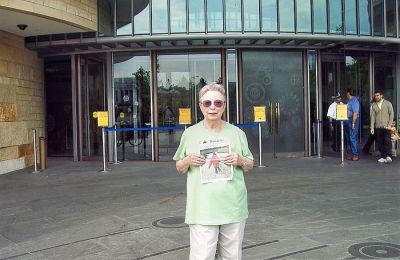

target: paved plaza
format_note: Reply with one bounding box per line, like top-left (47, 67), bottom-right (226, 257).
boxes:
top-left (0, 156), bottom-right (399, 259)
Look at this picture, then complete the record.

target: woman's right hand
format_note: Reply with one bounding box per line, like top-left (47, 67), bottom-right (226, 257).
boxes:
top-left (185, 154), bottom-right (206, 166)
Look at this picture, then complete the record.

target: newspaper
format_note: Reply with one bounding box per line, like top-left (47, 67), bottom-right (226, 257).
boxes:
top-left (199, 139), bottom-right (233, 183)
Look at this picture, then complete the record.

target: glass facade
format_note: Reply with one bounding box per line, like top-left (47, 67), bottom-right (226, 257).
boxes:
top-left (116, 0), bottom-right (132, 36)
top-left (386, 0), bottom-right (397, 37)
top-left (279, 0), bottom-right (295, 32)
top-left (44, 0), bottom-right (400, 162)
top-left (243, 0), bottom-right (260, 31)
top-left (134, 1), bottom-right (150, 34)
top-left (262, 0), bottom-right (277, 32)
top-left (345, 0), bottom-right (357, 34)
top-left (207, 0), bottom-right (223, 32)
top-left (297, 0), bottom-right (311, 33)
top-left (170, 0), bottom-right (187, 33)
top-left (152, 0), bottom-right (168, 34)
top-left (313, 0), bottom-right (328, 33)
top-left (189, 0), bottom-right (205, 32)
top-left (98, 0), bottom-right (400, 37)
top-left (359, 0), bottom-right (372, 35)
top-left (330, 0), bottom-right (343, 33)
top-left (225, 0), bottom-right (242, 31)
top-left (373, 0), bottom-right (384, 36)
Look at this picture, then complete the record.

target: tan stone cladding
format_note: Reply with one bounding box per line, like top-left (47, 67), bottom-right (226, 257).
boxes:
top-left (0, 0), bottom-right (97, 31)
top-left (0, 31), bottom-right (44, 174)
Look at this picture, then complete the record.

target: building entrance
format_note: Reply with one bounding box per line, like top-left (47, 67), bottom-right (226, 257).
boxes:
top-left (320, 51), bottom-right (370, 156)
top-left (80, 55), bottom-right (107, 160)
top-left (242, 51), bottom-right (305, 158)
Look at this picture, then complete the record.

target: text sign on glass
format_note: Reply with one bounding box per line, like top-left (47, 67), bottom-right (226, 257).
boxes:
top-left (336, 104), bottom-right (348, 121)
top-left (253, 106), bottom-right (266, 122)
top-left (97, 111), bottom-right (109, 127)
top-left (179, 108), bottom-right (191, 125)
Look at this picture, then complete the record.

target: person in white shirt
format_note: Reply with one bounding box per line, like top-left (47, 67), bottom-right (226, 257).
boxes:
top-left (327, 94), bottom-right (343, 152)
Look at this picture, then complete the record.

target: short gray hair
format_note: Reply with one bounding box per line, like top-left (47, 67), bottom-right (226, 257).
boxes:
top-left (199, 83), bottom-right (226, 101)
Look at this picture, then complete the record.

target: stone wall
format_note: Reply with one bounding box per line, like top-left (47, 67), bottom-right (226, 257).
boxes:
top-left (0, 0), bottom-right (97, 31)
top-left (0, 31), bottom-right (44, 174)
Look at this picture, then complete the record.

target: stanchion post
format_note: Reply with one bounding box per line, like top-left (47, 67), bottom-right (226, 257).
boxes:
top-left (312, 122), bottom-right (316, 155)
top-left (257, 122), bottom-right (266, 167)
top-left (112, 125), bottom-right (121, 164)
top-left (340, 121), bottom-right (345, 166)
top-left (317, 119), bottom-right (321, 158)
top-left (100, 127), bottom-right (108, 172)
top-left (32, 128), bottom-right (39, 173)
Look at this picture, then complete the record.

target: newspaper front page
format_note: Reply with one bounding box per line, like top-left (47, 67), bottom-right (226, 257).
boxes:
top-left (199, 139), bottom-right (233, 183)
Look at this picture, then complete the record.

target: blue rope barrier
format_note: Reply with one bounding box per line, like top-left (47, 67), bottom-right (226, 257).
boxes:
top-left (106, 125), bottom-right (186, 132)
top-left (105, 122), bottom-right (260, 132)
top-left (236, 123), bottom-right (259, 127)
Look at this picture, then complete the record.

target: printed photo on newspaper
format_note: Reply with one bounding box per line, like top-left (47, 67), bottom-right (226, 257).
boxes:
top-left (199, 139), bottom-right (233, 183)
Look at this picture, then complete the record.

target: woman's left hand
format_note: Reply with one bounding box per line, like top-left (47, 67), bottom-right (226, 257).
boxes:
top-left (224, 153), bottom-right (243, 166)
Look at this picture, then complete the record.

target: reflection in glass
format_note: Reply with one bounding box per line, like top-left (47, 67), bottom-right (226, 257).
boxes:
top-left (375, 53), bottom-right (396, 110)
top-left (297, 0), bottom-right (311, 33)
top-left (313, 0), bottom-right (327, 33)
top-left (207, 0), bottom-right (223, 32)
top-left (157, 52), bottom-right (221, 157)
top-left (226, 0), bottom-right (242, 31)
top-left (359, 0), bottom-right (371, 35)
top-left (386, 0), bottom-right (396, 37)
top-left (243, 0), bottom-right (259, 31)
top-left (117, 0), bottom-right (132, 36)
top-left (134, 0), bottom-right (150, 34)
top-left (98, 0), bottom-right (114, 37)
top-left (81, 56), bottom-right (107, 158)
top-left (308, 50), bottom-right (317, 155)
top-left (189, 0), bottom-right (205, 32)
top-left (345, 53), bottom-right (369, 142)
top-left (262, 0), bottom-right (277, 31)
top-left (345, 0), bottom-right (357, 34)
top-left (152, 0), bottom-right (168, 34)
top-left (242, 51), bottom-right (304, 157)
top-left (114, 53), bottom-right (152, 160)
top-left (329, 0), bottom-right (343, 33)
top-left (170, 0), bottom-right (186, 33)
top-left (279, 0), bottom-right (295, 32)
top-left (227, 50), bottom-right (237, 124)
top-left (373, 0), bottom-right (384, 36)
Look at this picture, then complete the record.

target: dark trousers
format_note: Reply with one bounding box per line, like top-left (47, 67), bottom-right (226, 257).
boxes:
top-left (376, 128), bottom-right (392, 158)
top-left (331, 121), bottom-right (341, 152)
top-left (362, 132), bottom-right (376, 153)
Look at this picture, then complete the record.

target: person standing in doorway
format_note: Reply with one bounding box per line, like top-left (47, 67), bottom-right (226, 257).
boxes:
top-left (327, 94), bottom-right (343, 152)
top-left (370, 90), bottom-right (394, 163)
top-left (362, 98), bottom-right (377, 155)
top-left (174, 83), bottom-right (254, 260)
top-left (345, 88), bottom-right (360, 161)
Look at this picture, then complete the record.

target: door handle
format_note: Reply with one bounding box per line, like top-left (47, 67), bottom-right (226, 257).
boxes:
top-left (268, 102), bottom-right (273, 135)
top-left (276, 102), bottom-right (280, 135)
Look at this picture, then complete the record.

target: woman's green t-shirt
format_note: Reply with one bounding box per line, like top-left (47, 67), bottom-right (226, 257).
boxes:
top-left (173, 121), bottom-right (253, 225)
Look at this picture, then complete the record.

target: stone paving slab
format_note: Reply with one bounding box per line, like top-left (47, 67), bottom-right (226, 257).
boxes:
top-left (0, 156), bottom-right (398, 259)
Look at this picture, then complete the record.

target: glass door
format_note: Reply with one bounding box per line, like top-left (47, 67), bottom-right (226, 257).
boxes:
top-left (156, 51), bottom-right (221, 160)
top-left (113, 52), bottom-right (152, 160)
top-left (80, 55), bottom-right (107, 159)
top-left (320, 51), bottom-right (370, 156)
top-left (242, 51), bottom-right (305, 158)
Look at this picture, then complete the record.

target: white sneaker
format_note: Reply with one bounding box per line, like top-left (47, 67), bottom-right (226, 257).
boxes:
top-left (378, 158), bottom-right (387, 163)
top-left (386, 157), bottom-right (392, 163)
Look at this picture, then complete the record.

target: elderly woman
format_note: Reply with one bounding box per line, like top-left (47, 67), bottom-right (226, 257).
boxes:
top-left (174, 83), bottom-right (253, 260)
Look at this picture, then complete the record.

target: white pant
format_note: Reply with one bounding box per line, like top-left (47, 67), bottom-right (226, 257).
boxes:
top-left (189, 221), bottom-right (246, 260)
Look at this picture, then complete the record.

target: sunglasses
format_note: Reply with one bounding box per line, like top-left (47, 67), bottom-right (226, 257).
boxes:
top-left (201, 100), bottom-right (225, 108)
